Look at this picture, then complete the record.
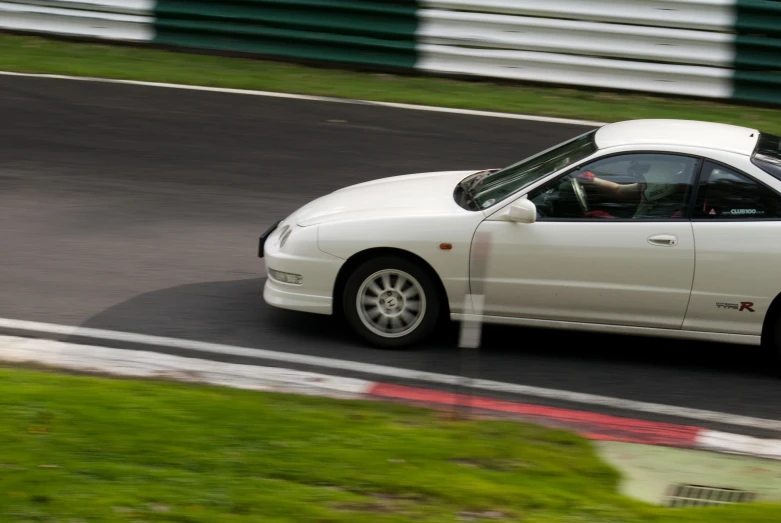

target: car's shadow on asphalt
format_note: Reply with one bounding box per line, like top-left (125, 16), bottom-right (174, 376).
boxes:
top-left (70, 277), bottom-right (779, 383)
top-left (73, 277), bottom-right (354, 349)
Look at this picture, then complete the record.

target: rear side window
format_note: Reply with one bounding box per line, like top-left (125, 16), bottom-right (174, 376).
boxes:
top-left (752, 133), bottom-right (781, 181)
top-left (693, 161), bottom-right (781, 219)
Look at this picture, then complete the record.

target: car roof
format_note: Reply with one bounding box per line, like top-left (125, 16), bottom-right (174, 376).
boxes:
top-left (594, 119), bottom-right (760, 156)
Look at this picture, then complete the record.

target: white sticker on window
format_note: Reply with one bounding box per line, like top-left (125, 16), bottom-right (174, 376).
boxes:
top-left (727, 209), bottom-right (764, 215)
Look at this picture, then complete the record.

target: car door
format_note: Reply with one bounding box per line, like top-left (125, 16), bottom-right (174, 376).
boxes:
top-left (683, 159), bottom-right (781, 336)
top-left (471, 152), bottom-right (699, 329)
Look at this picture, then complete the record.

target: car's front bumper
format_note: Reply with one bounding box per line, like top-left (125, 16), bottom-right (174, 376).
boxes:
top-left (263, 278), bottom-right (333, 315)
top-left (260, 220), bottom-right (343, 316)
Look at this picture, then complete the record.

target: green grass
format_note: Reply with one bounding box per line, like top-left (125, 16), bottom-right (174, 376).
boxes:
top-left (3, 33), bottom-right (781, 135)
top-left (0, 365), bottom-right (778, 522)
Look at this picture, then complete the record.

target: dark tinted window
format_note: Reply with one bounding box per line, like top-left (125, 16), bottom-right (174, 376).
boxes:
top-left (752, 133), bottom-right (781, 181)
top-left (527, 153), bottom-right (698, 220)
top-left (693, 161), bottom-right (781, 219)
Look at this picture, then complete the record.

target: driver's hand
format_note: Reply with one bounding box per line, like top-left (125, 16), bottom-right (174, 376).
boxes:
top-left (577, 171), bottom-right (595, 183)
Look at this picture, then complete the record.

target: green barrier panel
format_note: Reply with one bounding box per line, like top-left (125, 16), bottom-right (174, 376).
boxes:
top-left (733, 71), bottom-right (781, 105)
top-left (734, 0), bottom-right (781, 37)
top-left (157, 0), bottom-right (419, 19)
top-left (733, 0), bottom-right (781, 105)
top-left (153, 0), bottom-right (420, 69)
top-left (734, 35), bottom-right (781, 70)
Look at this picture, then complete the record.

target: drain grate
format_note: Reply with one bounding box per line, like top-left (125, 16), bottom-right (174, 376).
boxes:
top-left (664, 484), bottom-right (757, 507)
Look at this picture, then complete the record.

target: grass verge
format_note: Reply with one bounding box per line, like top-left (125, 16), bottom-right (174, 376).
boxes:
top-left (3, 33), bottom-right (781, 135)
top-left (0, 365), bottom-right (778, 522)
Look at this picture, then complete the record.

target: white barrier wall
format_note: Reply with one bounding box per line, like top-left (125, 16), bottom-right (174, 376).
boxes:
top-left (422, 0), bottom-right (737, 31)
top-left (418, 44), bottom-right (733, 98)
top-left (0, 0), bottom-right (154, 41)
top-left (416, 0), bottom-right (738, 98)
top-left (418, 10), bottom-right (735, 67)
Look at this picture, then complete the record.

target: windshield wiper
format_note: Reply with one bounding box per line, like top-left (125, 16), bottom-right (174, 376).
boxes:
top-left (459, 169), bottom-right (498, 210)
top-left (458, 179), bottom-right (482, 210)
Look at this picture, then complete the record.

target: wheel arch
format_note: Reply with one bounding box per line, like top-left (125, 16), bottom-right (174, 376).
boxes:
top-left (761, 290), bottom-right (781, 348)
top-left (332, 247), bottom-right (451, 320)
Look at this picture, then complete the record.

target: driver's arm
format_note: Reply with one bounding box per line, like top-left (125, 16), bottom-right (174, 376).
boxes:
top-left (578, 171), bottom-right (642, 200)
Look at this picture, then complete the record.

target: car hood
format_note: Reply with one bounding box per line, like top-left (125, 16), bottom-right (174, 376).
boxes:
top-left (290, 170), bottom-right (480, 226)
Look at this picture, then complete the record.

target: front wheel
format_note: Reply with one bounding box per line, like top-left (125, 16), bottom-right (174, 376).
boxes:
top-left (342, 256), bottom-right (440, 349)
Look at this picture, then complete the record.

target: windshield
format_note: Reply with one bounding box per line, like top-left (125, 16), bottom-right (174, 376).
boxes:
top-left (469, 129), bottom-right (599, 209)
top-left (752, 132), bottom-right (781, 181)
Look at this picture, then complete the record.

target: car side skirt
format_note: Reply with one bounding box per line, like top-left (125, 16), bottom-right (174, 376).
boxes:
top-left (449, 314), bottom-right (762, 346)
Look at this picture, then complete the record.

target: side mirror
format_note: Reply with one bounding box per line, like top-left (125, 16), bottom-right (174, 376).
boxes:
top-left (506, 198), bottom-right (537, 223)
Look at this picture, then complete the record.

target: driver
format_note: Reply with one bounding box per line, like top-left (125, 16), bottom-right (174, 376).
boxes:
top-left (574, 161), bottom-right (685, 219)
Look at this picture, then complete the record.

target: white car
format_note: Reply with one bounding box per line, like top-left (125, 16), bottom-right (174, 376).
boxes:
top-left (260, 119), bottom-right (781, 359)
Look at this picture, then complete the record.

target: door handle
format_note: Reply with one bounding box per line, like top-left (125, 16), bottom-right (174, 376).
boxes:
top-left (647, 234), bottom-right (678, 246)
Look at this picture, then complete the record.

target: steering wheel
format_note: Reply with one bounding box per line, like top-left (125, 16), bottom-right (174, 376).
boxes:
top-left (570, 176), bottom-right (590, 214)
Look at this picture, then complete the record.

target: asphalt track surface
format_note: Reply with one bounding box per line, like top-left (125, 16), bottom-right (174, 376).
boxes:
top-left (2, 75), bottom-right (781, 431)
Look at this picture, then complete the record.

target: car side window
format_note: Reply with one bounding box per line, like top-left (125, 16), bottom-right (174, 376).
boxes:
top-left (693, 161), bottom-right (781, 220)
top-left (527, 153), bottom-right (699, 220)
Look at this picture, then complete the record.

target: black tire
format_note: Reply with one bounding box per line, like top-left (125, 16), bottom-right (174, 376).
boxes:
top-left (342, 255), bottom-right (441, 349)
top-left (772, 314), bottom-right (781, 374)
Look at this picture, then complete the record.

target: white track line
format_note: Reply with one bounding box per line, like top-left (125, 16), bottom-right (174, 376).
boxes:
top-left (0, 334), bottom-right (373, 399)
top-left (1, 317), bottom-right (780, 432)
top-left (0, 70), bottom-right (605, 127)
top-left (696, 430), bottom-right (781, 460)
